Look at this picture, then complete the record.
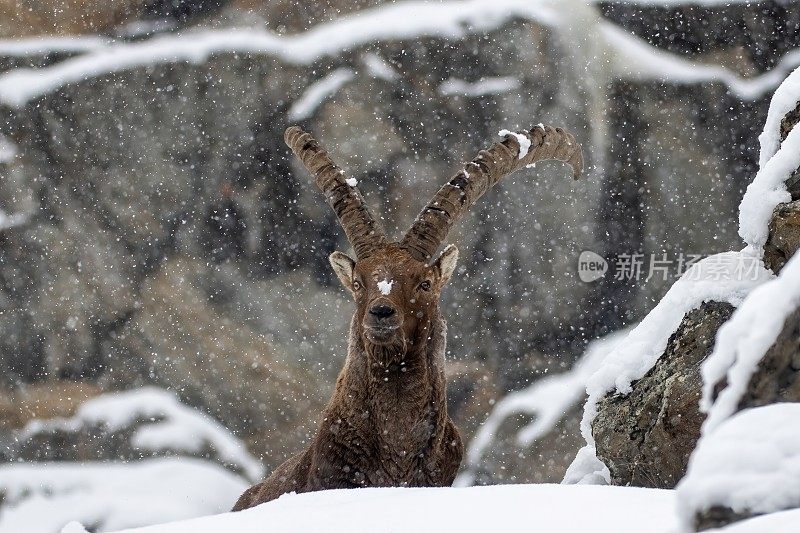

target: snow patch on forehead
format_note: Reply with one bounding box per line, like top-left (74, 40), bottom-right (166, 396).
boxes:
top-left (377, 278), bottom-right (394, 295)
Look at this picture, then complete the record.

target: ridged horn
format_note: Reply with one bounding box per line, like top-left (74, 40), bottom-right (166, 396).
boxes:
top-left (400, 125), bottom-right (583, 262)
top-left (284, 126), bottom-right (386, 259)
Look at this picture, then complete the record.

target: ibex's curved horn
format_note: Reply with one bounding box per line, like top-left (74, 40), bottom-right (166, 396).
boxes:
top-left (285, 126), bottom-right (386, 259)
top-left (400, 125), bottom-right (583, 262)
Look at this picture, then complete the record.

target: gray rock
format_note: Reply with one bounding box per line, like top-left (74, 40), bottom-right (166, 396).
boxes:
top-left (593, 301), bottom-right (734, 488)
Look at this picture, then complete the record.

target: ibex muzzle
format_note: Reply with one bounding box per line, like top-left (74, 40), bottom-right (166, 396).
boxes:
top-left (233, 124), bottom-right (583, 510)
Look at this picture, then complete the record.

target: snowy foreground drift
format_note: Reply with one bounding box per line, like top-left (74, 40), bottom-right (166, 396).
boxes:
top-left (74, 484), bottom-right (678, 533)
top-left (60, 483), bottom-right (799, 533)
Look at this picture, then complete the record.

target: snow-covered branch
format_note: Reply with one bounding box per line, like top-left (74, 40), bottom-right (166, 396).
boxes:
top-left (24, 387), bottom-right (264, 482)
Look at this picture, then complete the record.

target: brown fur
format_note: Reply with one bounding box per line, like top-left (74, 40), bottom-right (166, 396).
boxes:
top-left (233, 244), bottom-right (463, 509)
top-left (235, 124), bottom-right (581, 509)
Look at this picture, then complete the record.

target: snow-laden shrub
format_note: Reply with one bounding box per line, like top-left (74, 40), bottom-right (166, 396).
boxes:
top-left (0, 458), bottom-right (247, 533)
top-left (19, 387), bottom-right (263, 482)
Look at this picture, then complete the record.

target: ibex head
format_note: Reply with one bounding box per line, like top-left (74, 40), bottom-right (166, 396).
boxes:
top-left (284, 125), bottom-right (582, 364)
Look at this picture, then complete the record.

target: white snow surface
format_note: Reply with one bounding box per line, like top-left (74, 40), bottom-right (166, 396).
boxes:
top-left (676, 404), bottom-right (800, 530)
top-left (287, 68), bottom-right (355, 121)
top-left (84, 484), bottom-right (679, 533)
top-left (438, 76), bottom-right (521, 97)
top-left (700, 252), bottom-right (800, 433)
top-left (758, 66), bottom-right (800, 168)
top-left (23, 387), bottom-right (263, 482)
top-left (0, 458), bottom-right (247, 533)
top-left (460, 327), bottom-right (629, 485)
top-left (377, 279), bottom-right (394, 295)
top-left (345, 177), bottom-right (359, 187)
top-left (579, 251), bottom-right (773, 447)
top-left (498, 129), bottom-right (531, 160)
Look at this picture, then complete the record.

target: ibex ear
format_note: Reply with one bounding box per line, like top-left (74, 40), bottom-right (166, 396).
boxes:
top-left (433, 245), bottom-right (459, 285)
top-left (329, 251), bottom-right (356, 291)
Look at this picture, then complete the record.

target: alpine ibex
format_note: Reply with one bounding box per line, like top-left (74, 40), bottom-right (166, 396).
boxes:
top-left (233, 124), bottom-right (583, 509)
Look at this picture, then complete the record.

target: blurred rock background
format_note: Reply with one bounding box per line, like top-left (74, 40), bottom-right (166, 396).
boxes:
top-left (0, 0), bottom-right (798, 490)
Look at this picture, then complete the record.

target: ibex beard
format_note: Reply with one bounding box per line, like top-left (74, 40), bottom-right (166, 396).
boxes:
top-left (233, 124), bottom-right (583, 510)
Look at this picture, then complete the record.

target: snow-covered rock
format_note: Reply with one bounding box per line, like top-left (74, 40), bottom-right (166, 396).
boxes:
top-left (739, 66), bottom-right (800, 252)
top-left (584, 59), bottom-right (800, 490)
top-left (676, 404), bottom-right (800, 531)
top-left (581, 252), bottom-right (772, 465)
top-left (700, 252), bottom-right (800, 433)
top-left (0, 458), bottom-right (247, 533)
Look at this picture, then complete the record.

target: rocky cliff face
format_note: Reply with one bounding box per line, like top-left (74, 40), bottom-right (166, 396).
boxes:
top-left (0, 7), bottom-right (603, 470)
top-left (0, 0), bottom-right (798, 483)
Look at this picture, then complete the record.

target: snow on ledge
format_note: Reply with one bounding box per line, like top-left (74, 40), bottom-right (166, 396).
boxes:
top-left (735, 66), bottom-right (800, 252)
top-left (676, 404), bottom-right (800, 531)
top-left (0, 35), bottom-right (110, 57)
top-left (438, 76), bottom-right (521, 97)
top-left (0, 209), bottom-right (29, 231)
top-left (758, 66), bottom-right (800, 168)
top-left (0, 458), bottom-right (247, 533)
top-left (459, 327), bottom-right (629, 486)
top-left (700, 251), bottom-right (800, 433)
top-left (287, 68), bottom-right (355, 121)
top-left (23, 387), bottom-right (263, 482)
top-left (603, 24), bottom-right (800, 101)
top-left (578, 251), bottom-right (773, 451)
top-left (0, 0), bottom-right (559, 108)
top-left (85, 484), bottom-right (679, 533)
top-left (0, 0), bottom-right (796, 107)
top-left (0, 134), bottom-right (17, 163)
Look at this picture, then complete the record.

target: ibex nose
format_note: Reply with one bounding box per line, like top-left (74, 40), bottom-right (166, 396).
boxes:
top-left (369, 304), bottom-right (396, 319)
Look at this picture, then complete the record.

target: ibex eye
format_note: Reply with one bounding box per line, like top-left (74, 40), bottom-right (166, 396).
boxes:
top-left (353, 281), bottom-right (362, 291)
top-left (419, 280), bottom-right (432, 291)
